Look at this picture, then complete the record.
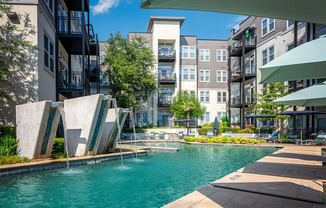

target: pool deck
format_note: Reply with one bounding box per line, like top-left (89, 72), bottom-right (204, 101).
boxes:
top-left (163, 145), bottom-right (326, 208)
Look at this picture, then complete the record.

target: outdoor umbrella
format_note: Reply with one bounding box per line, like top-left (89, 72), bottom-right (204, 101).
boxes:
top-left (276, 111), bottom-right (326, 141)
top-left (140, 0), bottom-right (326, 25)
top-left (260, 36), bottom-right (326, 84)
top-left (273, 81), bottom-right (326, 107)
top-left (212, 117), bottom-right (219, 136)
top-left (244, 114), bottom-right (276, 138)
top-left (173, 119), bottom-right (197, 135)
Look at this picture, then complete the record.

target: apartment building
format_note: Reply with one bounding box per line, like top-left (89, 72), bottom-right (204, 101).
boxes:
top-left (228, 16), bottom-right (326, 134)
top-left (127, 16), bottom-right (228, 127)
top-left (0, 0), bottom-right (100, 126)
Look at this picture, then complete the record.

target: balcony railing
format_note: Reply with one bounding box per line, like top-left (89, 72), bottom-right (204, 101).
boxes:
top-left (231, 96), bottom-right (241, 105)
top-left (158, 72), bottom-right (176, 83)
top-left (158, 50), bottom-right (176, 62)
top-left (58, 16), bottom-right (89, 38)
top-left (158, 96), bottom-right (173, 107)
top-left (231, 95), bottom-right (255, 106)
top-left (58, 71), bottom-right (89, 93)
top-left (230, 35), bottom-right (256, 57)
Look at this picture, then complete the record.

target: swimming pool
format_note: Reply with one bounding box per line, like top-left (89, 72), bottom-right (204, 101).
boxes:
top-left (0, 143), bottom-right (276, 208)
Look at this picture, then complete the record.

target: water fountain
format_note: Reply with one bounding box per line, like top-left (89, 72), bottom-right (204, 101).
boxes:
top-left (16, 101), bottom-right (62, 159)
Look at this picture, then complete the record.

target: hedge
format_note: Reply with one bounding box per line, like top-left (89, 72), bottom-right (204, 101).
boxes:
top-left (0, 126), bottom-right (16, 138)
top-left (184, 136), bottom-right (265, 145)
top-left (198, 128), bottom-right (212, 135)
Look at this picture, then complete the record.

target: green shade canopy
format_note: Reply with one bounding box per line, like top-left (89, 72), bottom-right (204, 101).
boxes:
top-left (260, 36), bottom-right (326, 84)
top-left (140, 0), bottom-right (326, 25)
top-left (273, 81), bottom-right (326, 107)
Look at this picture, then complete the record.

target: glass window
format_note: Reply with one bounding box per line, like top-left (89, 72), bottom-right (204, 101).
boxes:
top-left (223, 92), bottom-right (227, 102)
top-left (44, 33), bottom-right (54, 72)
top-left (200, 71), bottom-right (204, 82)
top-left (217, 50), bottom-right (221, 61)
top-left (217, 92), bottom-right (221, 102)
top-left (205, 70), bottom-right (210, 82)
top-left (269, 46), bottom-right (274, 61)
top-left (200, 49), bottom-right (210, 61)
top-left (287, 20), bottom-right (294, 28)
top-left (222, 51), bottom-right (227, 61)
top-left (200, 50), bottom-right (204, 61)
top-left (223, 71), bottom-right (227, 82)
top-left (190, 91), bottom-right (195, 96)
top-left (190, 69), bottom-right (195, 80)
top-left (183, 69), bottom-right (188, 80)
top-left (189, 47), bottom-right (195, 58)
top-left (262, 49), bottom-right (268, 65)
top-left (205, 50), bottom-right (210, 61)
top-left (217, 71), bottom-right (221, 82)
top-left (143, 112), bottom-right (148, 124)
top-left (183, 47), bottom-right (188, 58)
top-left (205, 91), bottom-right (209, 102)
top-left (269, 18), bottom-right (275, 31)
top-left (205, 112), bottom-right (210, 123)
top-left (262, 19), bottom-right (268, 36)
top-left (200, 91), bottom-right (204, 102)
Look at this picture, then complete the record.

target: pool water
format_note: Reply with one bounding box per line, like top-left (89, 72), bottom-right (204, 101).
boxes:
top-left (0, 143), bottom-right (276, 208)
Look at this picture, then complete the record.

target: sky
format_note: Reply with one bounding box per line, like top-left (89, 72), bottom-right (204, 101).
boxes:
top-left (89, 0), bottom-right (248, 41)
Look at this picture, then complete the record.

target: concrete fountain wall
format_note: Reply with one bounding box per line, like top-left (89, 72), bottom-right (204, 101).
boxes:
top-left (64, 94), bottom-right (111, 157)
top-left (98, 108), bottom-right (128, 154)
top-left (16, 101), bottom-right (62, 159)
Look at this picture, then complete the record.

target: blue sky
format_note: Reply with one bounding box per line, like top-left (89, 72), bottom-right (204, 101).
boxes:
top-left (89, 0), bottom-right (248, 41)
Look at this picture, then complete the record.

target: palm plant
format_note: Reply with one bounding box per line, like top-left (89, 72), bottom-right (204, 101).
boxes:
top-left (0, 136), bottom-right (18, 156)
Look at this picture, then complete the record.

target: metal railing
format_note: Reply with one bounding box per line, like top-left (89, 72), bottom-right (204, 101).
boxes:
top-left (58, 70), bottom-right (89, 92)
top-left (158, 96), bottom-right (173, 106)
top-left (158, 72), bottom-right (176, 82)
top-left (58, 16), bottom-right (90, 38)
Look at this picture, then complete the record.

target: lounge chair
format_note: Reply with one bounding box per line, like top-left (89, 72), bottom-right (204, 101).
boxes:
top-left (266, 131), bottom-right (280, 143)
top-left (299, 135), bottom-right (326, 145)
top-left (177, 131), bottom-right (184, 139)
top-left (158, 131), bottom-right (164, 139)
top-left (147, 131), bottom-right (155, 140)
top-left (288, 131), bottom-right (300, 140)
top-left (189, 130), bottom-right (196, 137)
top-left (225, 131), bottom-right (232, 137)
top-left (206, 131), bottom-right (213, 138)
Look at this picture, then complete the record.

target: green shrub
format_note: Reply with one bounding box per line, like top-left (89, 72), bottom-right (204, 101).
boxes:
top-left (0, 126), bottom-right (16, 138)
top-left (198, 128), bottom-right (212, 135)
top-left (0, 155), bottom-right (30, 165)
top-left (225, 127), bottom-right (240, 133)
top-left (239, 129), bottom-right (254, 134)
top-left (0, 136), bottom-right (18, 156)
top-left (202, 122), bottom-right (214, 128)
top-left (50, 152), bottom-right (72, 159)
top-left (187, 136), bottom-right (264, 145)
top-left (52, 138), bottom-right (64, 154)
top-left (219, 126), bottom-right (226, 133)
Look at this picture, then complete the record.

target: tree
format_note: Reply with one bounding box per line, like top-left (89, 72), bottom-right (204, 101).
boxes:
top-left (250, 82), bottom-right (291, 130)
top-left (171, 91), bottom-right (206, 134)
top-left (103, 33), bottom-right (158, 113)
top-left (0, 0), bottom-right (37, 99)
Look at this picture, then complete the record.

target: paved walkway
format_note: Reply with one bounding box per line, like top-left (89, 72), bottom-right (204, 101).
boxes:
top-left (164, 145), bottom-right (326, 208)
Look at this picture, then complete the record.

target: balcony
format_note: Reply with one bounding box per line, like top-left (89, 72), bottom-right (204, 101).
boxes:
top-left (64, 0), bottom-right (89, 12)
top-left (158, 49), bottom-right (176, 62)
top-left (58, 16), bottom-right (91, 55)
top-left (230, 42), bottom-right (256, 57)
top-left (58, 70), bottom-right (90, 96)
top-left (230, 28), bottom-right (256, 57)
top-left (230, 70), bottom-right (256, 82)
top-left (230, 96), bottom-right (255, 108)
top-left (158, 72), bottom-right (176, 84)
top-left (158, 97), bottom-right (172, 107)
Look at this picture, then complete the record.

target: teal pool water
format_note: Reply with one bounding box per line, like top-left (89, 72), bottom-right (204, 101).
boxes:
top-left (0, 143), bottom-right (276, 208)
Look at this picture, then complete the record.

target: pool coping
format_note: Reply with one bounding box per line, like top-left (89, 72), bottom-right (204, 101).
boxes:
top-left (0, 151), bottom-right (147, 177)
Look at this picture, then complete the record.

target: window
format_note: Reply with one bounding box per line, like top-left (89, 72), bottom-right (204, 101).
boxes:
top-left (287, 20), bottom-right (294, 28)
top-left (200, 49), bottom-right (210, 61)
top-left (201, 112), bottom-right (210, 123)
top-left (200, 91), bottom-right (210, 102)
top-left (190, 91), bottom-right (195, 96)
top-left (217, 91), bottom-right (227, 102)
top-left (217, 70), bottom-right (227, 82)
top-left (143, 112), bottom-right (148, 124)
top-left (217, 112), bottom-right (226, 122)
top-left (181, 46), bottom-right (195, 59)
top-left (44, 33), bottom-right (54, 73)
top-left (182, 68), bottom-right (196, 80)
top-left (183, 69), bottom-right (188, 80)
top-left (200, 70), bottom-right (210, 82)
top-left (217, 50), bottom-right (227, 62)
top-left (205, 112), bottom-right (210, 123)
top-left (190, 69), bottom-right (195, 80)
top-left (262, 46), bottom-right (275, 66)
top-left (44, 0), bottom-right (54, 14)
top-left (262, 18), bottom-right (275, 36)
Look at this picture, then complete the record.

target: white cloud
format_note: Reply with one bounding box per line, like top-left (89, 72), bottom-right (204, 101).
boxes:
top-left (227, 16), bottom-right (248, 30)
top-left (91, 0), bottom-right (122, 15)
